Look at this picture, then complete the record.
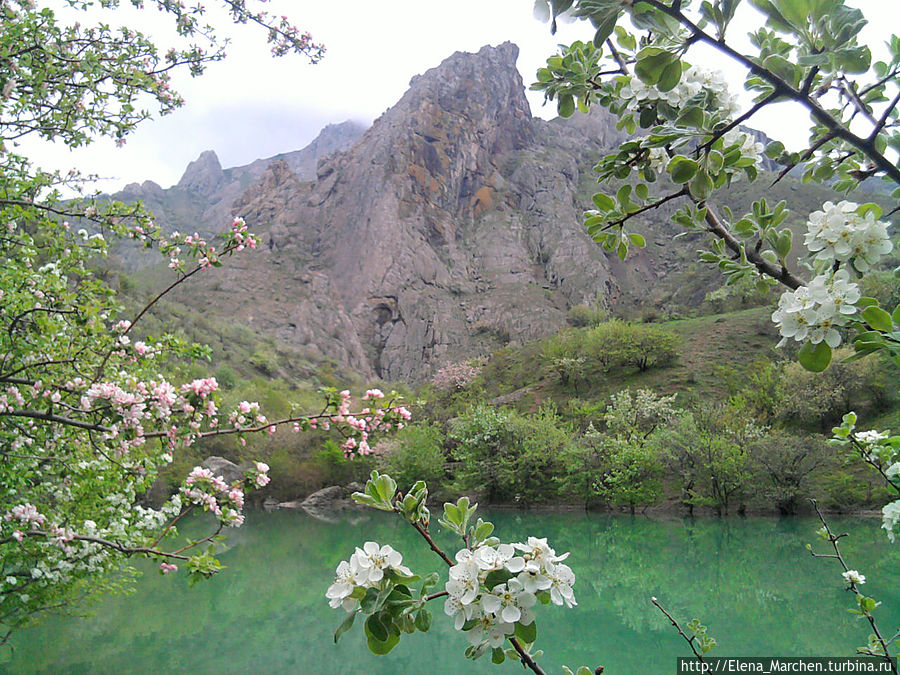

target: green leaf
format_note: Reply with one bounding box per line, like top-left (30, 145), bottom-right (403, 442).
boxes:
top-left (857, 202), bottom-right (883, 219)
top-left (366, 631), bottom-right (400, 656)
top-left (774, 230), bottom-right (792, 259)
top-left (861, 306), bottom-right (894, 332)
top-left (365, 614), bottom-right (389, 642)
top-left (689, 171), bottom-right (714, 200)
top-left (514, 620), bottom-right (538, 645)
top-left (421, 572), bottom-right (440, 593)
top-left (628, 233), bottom-right (646, 248)
top-left (483, 569), bottom-right (514, 590)
top-left (360, 587), bottom-right (380, 613)
top-left (668, 156), bottom-right (700, 184)
top-left (634, 46), bottom-right (678, 86)
top-left (414, 608), bottom-right (432, 632)
top-left (492, 647), bottom-right (506, 665)
top-left (558, 94), bottom-right (575, 118)
top-left (591, 12), bottom-right (620, 48)
top-left (635, 183), bottom-right (649, 200)
top-left (764, 140), bottom-right (785, 159)
top-left (656, 59), bottom-right (683, 92)
top-left (334, 611), bottom-right (357, 644)
top-left (798, 341), bottom-right (832, 372)
top-left (592, 192), bottom-right (615, 210)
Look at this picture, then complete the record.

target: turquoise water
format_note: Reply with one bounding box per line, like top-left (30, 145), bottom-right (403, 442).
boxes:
top-left (4, 510), bottom-right (900, 674)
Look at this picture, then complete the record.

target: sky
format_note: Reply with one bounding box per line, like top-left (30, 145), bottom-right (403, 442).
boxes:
top-left (18, 1), bottom-right (900, 192)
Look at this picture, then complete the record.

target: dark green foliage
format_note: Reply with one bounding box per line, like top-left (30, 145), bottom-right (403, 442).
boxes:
top-left (449, 404), bottom-right (573, 504)
top-left (377, 423), bottom-right (448, 494)
top-left (566, 303), bottom-right (608, 327)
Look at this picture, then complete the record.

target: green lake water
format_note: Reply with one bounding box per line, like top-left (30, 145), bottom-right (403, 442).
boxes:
top-left (4, 510), bottom-right (900, 674)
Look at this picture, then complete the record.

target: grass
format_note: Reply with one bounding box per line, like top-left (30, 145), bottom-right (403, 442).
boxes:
top-left (475, 307), bottom-right (785, 414)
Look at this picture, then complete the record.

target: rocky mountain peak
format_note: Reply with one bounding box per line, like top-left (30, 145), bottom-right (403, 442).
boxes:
top-left (398, 42), bottom-right (533, 153)
top-left (177, 150), bottom-right (224, 195)
top-left (222, 43), bottom-right (621, 382)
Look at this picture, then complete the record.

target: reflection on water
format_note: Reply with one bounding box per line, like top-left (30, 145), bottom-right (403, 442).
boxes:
top-left (5, 511), bottom-right (900, 674)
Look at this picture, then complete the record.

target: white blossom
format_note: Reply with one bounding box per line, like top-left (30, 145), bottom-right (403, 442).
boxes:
top-left (883, 500), bottom-right (900, 543)
top-left (620, 65), bottom-right (740, 119)
top-left (842, 569), bottom-right (866, 585)
top-left (325, 541), bottom-right (413, 613)
top-left (804, 201), bottom-right (892, 272)
top-left (772, 270), bottom-right (860, 348)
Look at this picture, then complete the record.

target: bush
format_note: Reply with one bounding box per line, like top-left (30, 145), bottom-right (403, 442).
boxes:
top-left (567, 304), bottom-right (607, 327)
top-left (377, 423), bottom-right (447, 492)
top-left (449, 404), bottom-right (573, 504)
top-left (432, 361), bottom-right (482, 392)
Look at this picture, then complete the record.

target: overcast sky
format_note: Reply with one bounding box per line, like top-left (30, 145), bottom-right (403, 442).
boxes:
top-left (19, 1), bottom-right (900, 192)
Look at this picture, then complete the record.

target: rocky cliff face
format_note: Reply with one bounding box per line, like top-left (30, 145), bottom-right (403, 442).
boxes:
top-left (113, 120), bottom-right (366, 244)
top-left (156, 42), bottom-right (719, 383)
top-left (176, 43), bottom-right (634, 382)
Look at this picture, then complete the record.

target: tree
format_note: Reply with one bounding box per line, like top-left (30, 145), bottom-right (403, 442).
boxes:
top-left (0, 0), bottom-right (411, 643)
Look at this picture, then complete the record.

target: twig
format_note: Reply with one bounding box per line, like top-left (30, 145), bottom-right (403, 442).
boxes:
top-left (509, 637), bottom-right (548, 675)
top-left (838, 77), bottom-right (877, 126)
top-left (410, 521), bottom-right (454, 567)
top-left (605, 39), bottom-right (630, 75)
top-left (870, 89), bottom-right (900, 141)
top-left (809, 500), bottom-right (898, 674)
top-left (696, 92), bottom-right (779, 157)
top-left (601, 187), bottom-right (688, 232)
top-left (651, 596), bottom-right (706, 663)
top-left (702, 206), bottom-right (804, 289)
top-left (771, 131), bottom-right (837, 187)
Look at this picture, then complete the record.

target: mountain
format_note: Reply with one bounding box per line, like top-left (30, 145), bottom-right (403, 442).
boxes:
top-left (114, 120), bottom-right (367, 242)
top-left (134, 42), bottom-right (852, 383)
top-left (155, 43), bottom-right (637, 381)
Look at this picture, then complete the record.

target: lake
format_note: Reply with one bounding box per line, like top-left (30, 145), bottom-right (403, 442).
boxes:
top-left (4, 509), bottom-right (900, 674)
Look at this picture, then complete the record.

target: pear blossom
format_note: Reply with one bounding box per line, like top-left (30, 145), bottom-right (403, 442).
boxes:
top-left (326, 560), bottom-right (358, 611)
top-left (547, 563), bottom-right (577, 608)
top-left (351, 541), bottom-right (412, 585)
top-left (481, 578), bottom-right (537, 624)
top-left (620, 65), bottom-right (740, 119)
top-left (804, 201), bottom-right (892, 272)
top-left (842, 569), bottom-right (866, 585)
top-left (883, 500), bottom-right (900, 543)
top-left (325, 542), bottom-right (413, 613)
top-left (772, 270), bottom-right (860, 348)
top-left (466, 615), bottom-right (515, 648)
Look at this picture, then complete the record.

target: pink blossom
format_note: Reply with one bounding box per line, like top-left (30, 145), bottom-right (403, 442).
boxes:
top-left (160, 563), bottom-right (178, 574)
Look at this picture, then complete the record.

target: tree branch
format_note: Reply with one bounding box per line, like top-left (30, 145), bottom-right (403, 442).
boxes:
top-left (632, 0), bottom-right (900, 185)
top-left (0, 409), bottom-right (110, 433)
top-left (509, 637), bottom-right (548, 675)
top-left (809, 500), bottom-right (897, 674)
top-left (651, 596), bottom-right (706, 663)
top-left (602, 187), bottom-right (688, 232)
top-left (410, 521), bottom-right (454, 567)
top-left (702, 206), bottom-right (803, 289)
top-left (696, 92), bottom-right (779, 156)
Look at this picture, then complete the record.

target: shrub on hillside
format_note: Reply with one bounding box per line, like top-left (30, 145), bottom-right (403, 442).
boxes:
top-left (449, 404), bottom-right (573, 504)
top-left (377, 423), bottom-right (448, 492)
top-left (432, 361), bottom-right (482, 392)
